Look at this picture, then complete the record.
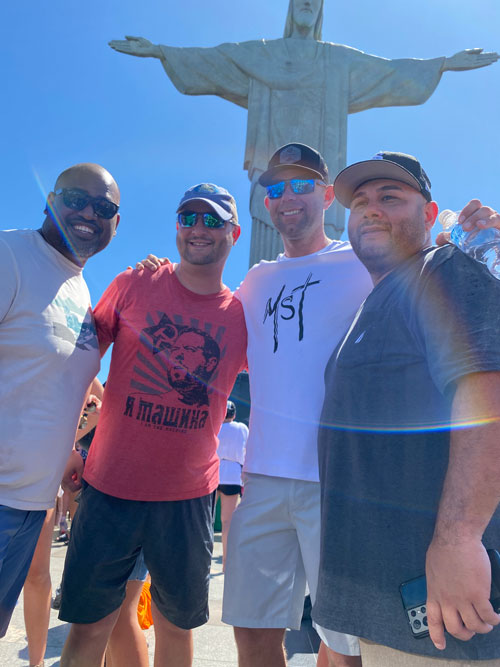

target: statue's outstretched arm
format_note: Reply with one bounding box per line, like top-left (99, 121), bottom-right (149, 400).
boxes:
top-left (109, 36), bottom-right (162, 59)
top-left (442, 48), bottom-right (499, 71)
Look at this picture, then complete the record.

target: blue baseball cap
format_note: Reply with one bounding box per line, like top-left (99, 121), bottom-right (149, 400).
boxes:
top-left (177, 183), bottom-right (239, 224)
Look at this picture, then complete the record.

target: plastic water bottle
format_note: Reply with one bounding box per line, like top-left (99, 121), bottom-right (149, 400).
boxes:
top-left (438, 209), bottom-right (500, 279)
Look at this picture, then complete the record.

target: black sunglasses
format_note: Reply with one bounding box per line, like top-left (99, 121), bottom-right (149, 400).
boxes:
top-left (177, 211), bottom-right (230, 229)
top-left (54, 188), bottom-right (119, 220)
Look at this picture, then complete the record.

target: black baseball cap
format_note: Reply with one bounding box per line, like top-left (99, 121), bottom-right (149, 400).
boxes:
top-left (259, 143), bottom-right (329, 186)
top-left (225, 401), bottom-right (236, 419)
top-left (334, 151), bottom-right (432, 208)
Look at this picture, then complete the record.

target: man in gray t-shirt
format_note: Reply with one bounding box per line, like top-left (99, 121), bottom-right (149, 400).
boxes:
top-left (0, 163), bottom-right (120, 638)
top-left (314, 151), bottom-right (500, 664)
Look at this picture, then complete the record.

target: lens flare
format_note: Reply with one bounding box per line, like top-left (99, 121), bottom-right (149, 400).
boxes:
top-left (34, 167), bottom-right (81, 258)
top-left (318, 415), bottom-right (498, 434)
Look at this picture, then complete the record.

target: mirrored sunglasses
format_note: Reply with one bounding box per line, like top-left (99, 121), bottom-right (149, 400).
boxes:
top-left (55, 188), bottom-right (119, 219)
top-left (177, 211), bottom-right (228, 229)
top-left (266, 179), bottom-right (325, 199)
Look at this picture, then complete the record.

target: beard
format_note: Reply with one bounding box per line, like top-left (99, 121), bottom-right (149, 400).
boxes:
top-left (349, 215), bottom-right (428, 280)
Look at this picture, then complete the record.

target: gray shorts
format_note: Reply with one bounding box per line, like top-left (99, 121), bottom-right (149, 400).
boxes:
top-left (222, 473), bottom-right (360, 656)
top-left (59, 482), bottom-right (214, 629)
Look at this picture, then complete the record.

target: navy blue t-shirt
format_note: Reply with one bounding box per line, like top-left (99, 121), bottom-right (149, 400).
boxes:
top-left (314, 245), bottom-right (500, 659)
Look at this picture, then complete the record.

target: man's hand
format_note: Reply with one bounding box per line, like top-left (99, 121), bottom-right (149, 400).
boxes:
top-left (443, 48), bottom-right (499, 71)
top-left (426, 539), bottom-right (500, 649)
top-left (435, 199), bottom-right (500, 245)
top-left (85, 394), bottom-right (102, 414)
top-left (61, 449), bottom-right (84, 493)
top-left (109, 36), bottom-right (161, 59)
top-left (425, 372), bottom-right (500, 649)
top-left (135, 254), bottom-right (170, 272)
top-left (77, 394), bottom-right (102, 434)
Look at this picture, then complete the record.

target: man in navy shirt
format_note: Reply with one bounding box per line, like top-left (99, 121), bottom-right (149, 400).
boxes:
top-left (314, 151), bottom-right (500, 665)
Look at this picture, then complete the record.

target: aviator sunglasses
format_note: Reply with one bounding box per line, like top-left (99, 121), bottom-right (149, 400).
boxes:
top-left (266, 178), bottom-right (326, 199)
top-left (54, 188), bottom-right (120, 220)
top-left (177, 211), bottom-right (231, 229)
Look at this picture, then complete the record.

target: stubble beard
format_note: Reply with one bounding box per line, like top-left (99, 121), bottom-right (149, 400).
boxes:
top-left (272, 209), bottom-right (311, 242)
top-left (50, 211), bottom-right (105, 261)
top-left (350, 215), bottom-right (427, 279)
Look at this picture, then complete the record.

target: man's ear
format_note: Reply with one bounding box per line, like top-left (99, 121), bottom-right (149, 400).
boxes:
top-left (264, 196), bottom-right (270, 211)
top-left (323, 184), bottom-right (335, 211)
top-left (232, 225), bottom-right (241, 244)
top-left (425, 201), bottom-right (439, 232)
top-left (44, 191), bottom-right (55, 215)
top-left (114, 213), bottom-right (121, 231)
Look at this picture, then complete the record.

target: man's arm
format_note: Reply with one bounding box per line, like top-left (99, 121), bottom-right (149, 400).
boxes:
top-left (63, 378), bottom-right (105, 492)
top-left (61, 449), bottom-right (85, 493)
top-left (426, 371), bottom-right (500, 649)
top-left (74, 377), bottom-right (104, 439)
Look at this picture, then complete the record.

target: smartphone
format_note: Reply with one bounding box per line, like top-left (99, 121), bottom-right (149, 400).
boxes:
top-left (400, 573), bottom-right (429, 638)
top-left (400, 548), bottom-right (500, 639)
top-left (490, 549), bottom-right (500, 613)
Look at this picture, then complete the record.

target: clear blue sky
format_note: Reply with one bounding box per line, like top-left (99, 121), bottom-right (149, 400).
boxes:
top-left (2, 0), bottom-right (498, 380)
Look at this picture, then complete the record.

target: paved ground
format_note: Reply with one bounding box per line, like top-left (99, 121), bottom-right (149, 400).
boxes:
top-left (1, 531), bottom-right (320, 666)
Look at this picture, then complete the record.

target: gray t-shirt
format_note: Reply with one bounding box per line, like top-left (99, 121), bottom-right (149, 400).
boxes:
top-left (313, 245), bottom-right (500, 659)
top-left (0, 229), bottom-right (100, 510)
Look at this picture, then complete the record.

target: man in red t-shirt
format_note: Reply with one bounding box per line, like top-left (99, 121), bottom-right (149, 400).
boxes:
top-left (59, 184), bottom-right (247, 667)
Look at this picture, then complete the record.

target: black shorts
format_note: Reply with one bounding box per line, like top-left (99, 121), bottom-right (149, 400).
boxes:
top-left (217, 484), bottom-right (242, 496)
top-left (59, 482), bottom-right (215, 629)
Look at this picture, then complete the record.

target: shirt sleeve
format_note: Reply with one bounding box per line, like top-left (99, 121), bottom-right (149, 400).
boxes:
top-left (414, 248), bottom-right (500, 396)
top-left (93, 271), bottom-right (131, 349)
top-left (0, 237), bottom-right (20, 322)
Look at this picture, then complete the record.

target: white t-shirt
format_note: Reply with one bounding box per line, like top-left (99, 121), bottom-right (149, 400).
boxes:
top-left (0, 230), bottom-right (100, 510)
top-left (236, 241), bottom-right (372, 482)
top-left (217, 420), bottom-right (248, 486)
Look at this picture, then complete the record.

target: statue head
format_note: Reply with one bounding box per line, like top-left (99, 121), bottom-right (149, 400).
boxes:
top-left (284, 0), bottom-right (324, 40)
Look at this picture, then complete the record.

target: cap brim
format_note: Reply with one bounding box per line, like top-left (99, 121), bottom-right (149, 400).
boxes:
top-left (176, 197), bottom-right (233, 221)
top-left (259, 164), bottom-right (325, 187)
top-left (334, 160), bottom-right (423, 209)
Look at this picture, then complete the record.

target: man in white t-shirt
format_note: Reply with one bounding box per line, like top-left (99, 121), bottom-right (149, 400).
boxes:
top-left (0, 163), bottom-right (120, 638)
top-left (221, 143), bottom-right (372, 667)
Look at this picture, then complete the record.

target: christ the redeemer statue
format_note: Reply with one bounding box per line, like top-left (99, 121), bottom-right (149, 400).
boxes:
top-left (110, 0), bottom-right (498, 265)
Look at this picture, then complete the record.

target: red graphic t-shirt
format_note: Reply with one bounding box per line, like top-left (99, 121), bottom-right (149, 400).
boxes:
top-left (84, 265), bottom-right (247, 501)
